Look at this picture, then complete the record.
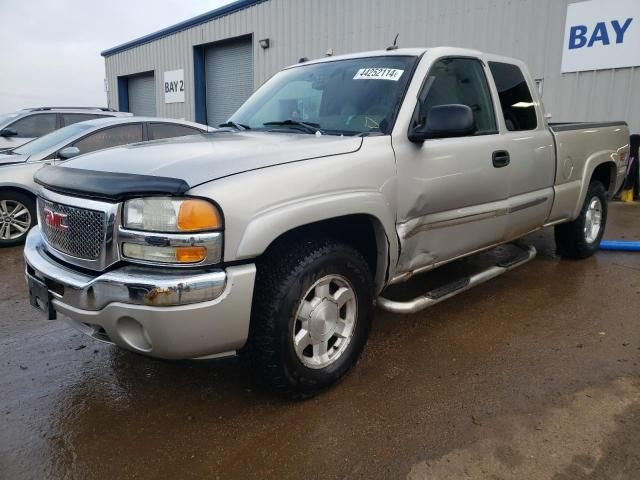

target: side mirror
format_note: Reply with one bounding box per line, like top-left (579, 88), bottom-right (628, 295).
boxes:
top-left (58, 146), bottom-right (81, 160)
top-left (409, 104), bottom-right (475, 142)
top-left (0, 128), bottom-right (18, 138)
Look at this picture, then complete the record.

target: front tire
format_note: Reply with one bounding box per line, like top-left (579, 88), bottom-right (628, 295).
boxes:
top-left (554, 181), bottom-right (607, 259)
top-left (246, 238), bottom-right (374, 399)
top-left (0, 191), bottom-right (36, 247)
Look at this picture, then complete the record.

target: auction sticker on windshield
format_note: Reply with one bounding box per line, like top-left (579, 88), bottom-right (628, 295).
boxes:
top-left (353, 68), bottom-right (404, 81)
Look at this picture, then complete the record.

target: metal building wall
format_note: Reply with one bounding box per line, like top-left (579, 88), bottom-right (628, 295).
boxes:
top-left (104, 0), bottom-right (640, 133)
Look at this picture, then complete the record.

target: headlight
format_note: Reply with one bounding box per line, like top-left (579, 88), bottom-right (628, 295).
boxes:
top-left (121, 197), bottom-right (223, 265)
top-left (123, 197), bottom-right (222, 232)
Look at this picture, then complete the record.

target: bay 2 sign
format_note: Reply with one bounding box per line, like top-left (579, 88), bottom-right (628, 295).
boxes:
top-left (164, 69), bottom-right (185, 103)
top-left (561, 0), bottom-right (640, 73)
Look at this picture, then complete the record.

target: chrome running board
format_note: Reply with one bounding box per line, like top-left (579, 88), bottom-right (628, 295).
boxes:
top-left (377, 244), bottom-right (537, 315)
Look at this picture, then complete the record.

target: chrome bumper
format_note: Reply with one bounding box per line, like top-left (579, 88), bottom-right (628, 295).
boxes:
top-left (25, 225), bottom-right (227, 310)
top-left (24, 227), bottom-right (256, 359)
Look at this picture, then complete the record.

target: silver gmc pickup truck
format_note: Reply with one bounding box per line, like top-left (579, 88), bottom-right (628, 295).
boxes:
top-left (24, 47), bottom-right (630, 398)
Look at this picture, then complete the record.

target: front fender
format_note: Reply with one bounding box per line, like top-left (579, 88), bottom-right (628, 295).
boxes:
top-left (234, 190), bottom-right (398, 291)
top-left (0, 181), bottom-right (38, 195)
top-left (0, 162), bottom-right (42, 195)
top-left (186, 135), bottom-right (399, 287)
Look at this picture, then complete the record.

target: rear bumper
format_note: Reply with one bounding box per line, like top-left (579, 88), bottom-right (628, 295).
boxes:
top-left (24, 226), bottom-right (256, 359)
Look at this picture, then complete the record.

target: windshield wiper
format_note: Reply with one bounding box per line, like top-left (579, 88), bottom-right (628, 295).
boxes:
top-left (263, 119), bottom-right (324, 135)
top-left (218, 121), bottom-right (250, 131)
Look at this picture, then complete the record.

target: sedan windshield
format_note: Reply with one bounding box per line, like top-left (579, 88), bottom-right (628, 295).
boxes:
top-left (13, 123), bottom-right (94, 156)
top-left (230, 56), bottom-right (417, 136)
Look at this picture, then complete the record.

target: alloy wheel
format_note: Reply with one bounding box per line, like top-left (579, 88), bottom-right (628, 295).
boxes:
top-left (292, 274), bottom-right (358, 369)
top-left (0, 200), bottom-right (31, 240)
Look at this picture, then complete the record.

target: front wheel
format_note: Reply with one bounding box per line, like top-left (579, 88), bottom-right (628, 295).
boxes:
top-left (554, 181), bottom-right (608, 259)
top-left (0, 191), bottom-right (36, 247)
top-left (246, 239), bottom-right (374, 399)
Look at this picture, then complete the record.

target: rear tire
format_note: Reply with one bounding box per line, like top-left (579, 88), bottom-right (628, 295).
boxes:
top-left (0, 190), bottom-right (36, 247)
top-left (554, 181), bottom-right (607, 259)
top-left (246, 238), bottom-right (374, 399)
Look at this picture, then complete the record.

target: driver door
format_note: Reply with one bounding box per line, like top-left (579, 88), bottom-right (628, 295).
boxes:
top-left (393, 56), bottom-right (510, 274)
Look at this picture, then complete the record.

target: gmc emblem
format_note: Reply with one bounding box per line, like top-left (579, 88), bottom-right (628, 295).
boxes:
top-left (43, 208), bottom-right (68, 231)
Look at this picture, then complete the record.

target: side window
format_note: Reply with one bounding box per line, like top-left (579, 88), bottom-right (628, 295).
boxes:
top-left (73, 124), bottom-right (143, 155)
top-left (417, 58), bottom-right (497, 136)
top-left (488, 62), bottom-right (537, 131)
top-left (62, 113), bottom-right (108, 126)
top-left (8, 114), bottom-right (57, 137)
top-left (148, 123), bottom-right (202, 140)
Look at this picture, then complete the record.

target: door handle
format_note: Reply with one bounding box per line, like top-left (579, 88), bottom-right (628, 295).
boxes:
top-left (492, 150), bottom-right (510, 168)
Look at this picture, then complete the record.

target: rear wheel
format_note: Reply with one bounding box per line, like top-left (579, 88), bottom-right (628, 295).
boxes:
top-left (554, 181), bottom-right (607, 259)
top-left (246, 238), bottom-right (374, 399)
top-left (0, 191), bottom-right (36, 247)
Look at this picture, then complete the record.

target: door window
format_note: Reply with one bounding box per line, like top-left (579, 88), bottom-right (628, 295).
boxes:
top-left (62, 113), bottom-right (108, 126)
top-left (73, 124), bottom-right (143, 155)
top-left (8, 114), bottom-right (57, 137)
top-left (148, 123), bottom-right (203, 140)
top-left (488, 62), bottom-right (537, 131)
top-left (417, 58), bottom-right (497, 136)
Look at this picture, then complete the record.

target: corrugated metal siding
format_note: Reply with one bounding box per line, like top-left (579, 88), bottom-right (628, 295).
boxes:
top-left (205, 37), bottom-right (254, 127)
top-left (127, 73), bottom-right (156, 116)
top-left (104, 0), bottom-right (640, 133)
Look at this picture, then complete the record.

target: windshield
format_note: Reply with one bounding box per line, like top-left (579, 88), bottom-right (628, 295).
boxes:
top-left (13, 122), bottom-right (94, 156)
top-left (0, 112), bottom-right (21, 127)
top-left (230, 56), bottom-right (417, 135)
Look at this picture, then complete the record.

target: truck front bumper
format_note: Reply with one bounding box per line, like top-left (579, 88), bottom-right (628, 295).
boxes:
top-left (23, 226), bottom-right (256, 359)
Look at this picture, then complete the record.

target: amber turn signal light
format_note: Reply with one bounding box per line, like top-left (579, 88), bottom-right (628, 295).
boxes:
top-left (177, 199), bottom-right (221, 231)
top-left (175, 246), bottom-right (207, 263)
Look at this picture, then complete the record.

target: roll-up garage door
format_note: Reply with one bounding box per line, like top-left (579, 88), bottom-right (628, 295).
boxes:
top-left (205, 38), bottom-right (253, 127)
top-left (128, 73), bottom-right (156, 116)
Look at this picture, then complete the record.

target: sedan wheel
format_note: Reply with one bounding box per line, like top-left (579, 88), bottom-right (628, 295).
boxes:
top-left (0, 192), bottom-right (36, 247)
top-left (0, 200), bottom-right (31, 240)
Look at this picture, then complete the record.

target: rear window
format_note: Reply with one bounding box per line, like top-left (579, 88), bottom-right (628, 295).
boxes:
top-left (148, 123), bottom-right (203, 140)
top-left (488, 62), bottom-right (537, 131)
top-left (73, 124), bottom-right (143, 155)
top-left (62, 113), bottom-right (108, 126)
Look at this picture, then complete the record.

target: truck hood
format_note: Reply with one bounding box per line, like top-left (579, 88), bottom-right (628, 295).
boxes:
top-left (62, 132), bottom-right (363, 187)
top-left (0, 152), bottom-right (28, 166)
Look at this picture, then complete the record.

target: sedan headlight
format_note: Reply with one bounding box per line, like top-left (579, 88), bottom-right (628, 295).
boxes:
top-left (121, 197), bottom-right (223, 265)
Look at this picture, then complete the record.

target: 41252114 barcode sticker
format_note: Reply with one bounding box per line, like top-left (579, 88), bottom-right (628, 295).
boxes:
top-left (353, 68), bottom-right (404, 81)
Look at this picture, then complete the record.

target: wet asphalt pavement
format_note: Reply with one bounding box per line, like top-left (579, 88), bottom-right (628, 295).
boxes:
top-left (1, 203), bottom-right (639, 479)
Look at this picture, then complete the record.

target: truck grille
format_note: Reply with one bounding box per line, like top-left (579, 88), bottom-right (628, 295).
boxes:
top-left (38, 198), bottom-right (106, 260)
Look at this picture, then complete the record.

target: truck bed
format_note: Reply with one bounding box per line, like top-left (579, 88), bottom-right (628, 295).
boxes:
top-left (549, 121), bottom-right (628, 132)
top-left (546, 121), bottom-right (630, 224)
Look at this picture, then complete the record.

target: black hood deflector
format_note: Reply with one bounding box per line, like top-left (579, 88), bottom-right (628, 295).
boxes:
top-left (34, 166), bottom-right (190, 202)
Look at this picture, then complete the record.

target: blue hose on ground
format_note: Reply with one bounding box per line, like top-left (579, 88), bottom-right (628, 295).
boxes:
top-left (599, 240), bottom-right (640, 252)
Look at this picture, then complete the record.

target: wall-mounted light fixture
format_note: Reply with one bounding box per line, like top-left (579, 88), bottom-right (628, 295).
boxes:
top-left (259, 38), bottom-right (270, 49)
